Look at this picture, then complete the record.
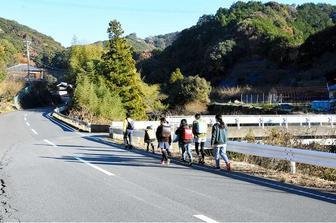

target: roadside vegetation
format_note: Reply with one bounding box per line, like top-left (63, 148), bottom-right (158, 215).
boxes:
top-left (68, 20), bottom-right (167, 121)
top-left (0, 75), bottom-right (24, 113)
top-left (228, 128), bottom-right (336, 184)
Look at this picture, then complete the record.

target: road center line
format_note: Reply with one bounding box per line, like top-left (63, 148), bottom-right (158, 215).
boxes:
top-left (43, 139), bottom-right (57, 147)
top-left (26, 122), bottom-right (30, 127)
top-left (73, 156), bottom-right (115, 176)
top-left (31, 129), bottom-right (38, 135)
top-left (193, 215), bottom-right (218, 223)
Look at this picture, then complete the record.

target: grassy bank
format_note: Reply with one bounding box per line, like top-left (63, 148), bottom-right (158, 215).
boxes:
top-left (0, 78), bottom-right (24, 114)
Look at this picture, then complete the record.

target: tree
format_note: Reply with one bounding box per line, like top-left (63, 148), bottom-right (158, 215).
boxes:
top-left (169, 68), bottom-right (183, 84)
top-left (102, 20), bottom-right (148, 119)
top-left (166, 68), bottom-right (211, 106)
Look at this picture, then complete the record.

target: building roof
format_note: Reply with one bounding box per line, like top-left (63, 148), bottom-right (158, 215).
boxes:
top-left (7, 63), bottom-right (44, 73)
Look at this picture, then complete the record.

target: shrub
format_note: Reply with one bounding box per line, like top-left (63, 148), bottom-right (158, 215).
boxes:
top-left (74, 75), bottom-right (125, 121)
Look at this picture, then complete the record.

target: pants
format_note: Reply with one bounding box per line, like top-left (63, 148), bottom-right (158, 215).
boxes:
top-left (214, 144), bottom-right (229, 168)
top-left (123, 130), bottom-right (133, 148)
top-left (159, 141), bottom-right (171, 161)
top-left (179, 142), bottom-right (185, 160)
top-left (146, 142), bottom-right (155, 153)
top-left (195, 141), bottom-right (205, 161)
top-left (182, 143), bottom-right (193, 162)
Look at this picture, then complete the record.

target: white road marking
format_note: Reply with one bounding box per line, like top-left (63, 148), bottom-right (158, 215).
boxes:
top-left (26, 122), bottom-right (30, 126)
top-left (43, 139), bottom-right (57, 147)
top-left (24, 113), bottom-right (27, 117)
top-left (43, 139), bottom-right (114, 176)
top-left (47, 113), bottom-right (84, 136)
top-left (24, 117), bottom-right (27, 121)
top-left (73, 156), bottom-right (115, 176)
top-left (47, 113), bottom-right (76, 132)
top-left (194, 215), bottom-right (218, 223)
top-left (31, 129), bottom-right (38, 135)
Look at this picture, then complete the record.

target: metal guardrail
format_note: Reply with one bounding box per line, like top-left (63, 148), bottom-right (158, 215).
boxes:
top-left (166, 114), bottom-right (336, 129)
top-left (109, 127), bottom-right (336, 173)
top-left (110, 115), bottom-right (336, 130)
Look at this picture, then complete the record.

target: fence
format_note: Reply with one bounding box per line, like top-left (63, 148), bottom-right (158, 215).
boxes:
top-left (110, 115), bottom-right (336, 130)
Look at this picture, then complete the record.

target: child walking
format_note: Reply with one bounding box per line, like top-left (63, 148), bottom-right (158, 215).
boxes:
top-left (211, 114), bottom-right (231, 171)
top-left (144, 126), bottom-right (156, 153)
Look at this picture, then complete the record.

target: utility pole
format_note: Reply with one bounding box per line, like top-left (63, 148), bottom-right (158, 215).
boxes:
top-left (24, 34), bottom-right (31, 80)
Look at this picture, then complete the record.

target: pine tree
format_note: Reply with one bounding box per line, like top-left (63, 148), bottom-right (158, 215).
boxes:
top-left (102, 20), bottom-right (147, 119)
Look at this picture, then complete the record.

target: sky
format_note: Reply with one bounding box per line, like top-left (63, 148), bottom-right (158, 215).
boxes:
top-left (0, 0), bottom-right (335, 47)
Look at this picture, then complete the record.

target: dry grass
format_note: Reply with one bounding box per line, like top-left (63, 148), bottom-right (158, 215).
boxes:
top-left (183, 101), bottom-right (208, 115)
top-left (68, 106), bottom-right (111, 125)
top-left (0, 79), bottom-right (24, 102)
top-left (0, 78), bottom-right (24, 114)
top-left (211, 86), bottom-right (252, 102)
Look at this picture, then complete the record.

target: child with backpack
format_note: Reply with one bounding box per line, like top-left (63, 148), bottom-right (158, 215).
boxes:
top-left (144, 126), bottom-right (156, 153)
top-left (123, 114), bottom-right (134, 149)
top-left (192, 113), bottom-right (207, 164)
top-left (211, 114), bottom-right (231, 171)
top-left (175, 119), bottom-right (193, 166)
top-left (156, 117), bottom-right (172, 165)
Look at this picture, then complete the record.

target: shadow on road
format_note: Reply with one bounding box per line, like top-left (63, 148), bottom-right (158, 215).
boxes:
top-left (41, 133), bottom-right (336, 204)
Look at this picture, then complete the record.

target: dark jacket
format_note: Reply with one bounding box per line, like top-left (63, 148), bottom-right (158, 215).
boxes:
top-left (156, 125), bottom-right (172, 144)
top-left (211, 123), bottom-right (228, 146)
top-left (144, 129), bottom-right (155, 143)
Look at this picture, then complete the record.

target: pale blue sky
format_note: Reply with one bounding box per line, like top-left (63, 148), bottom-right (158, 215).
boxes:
top-left (0, 0), bottom-right (335, 47)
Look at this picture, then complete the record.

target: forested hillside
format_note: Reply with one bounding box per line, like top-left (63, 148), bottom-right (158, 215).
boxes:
top-left (93, 32), bottom-right (178, 54)
top-left (0, 17), bottom-right (65, 74)
top-left (139, 2), bottom-right (336, 86)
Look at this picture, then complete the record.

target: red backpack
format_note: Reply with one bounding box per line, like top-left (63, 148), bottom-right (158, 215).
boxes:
top-left (182, 127), bottom-right (193, 142)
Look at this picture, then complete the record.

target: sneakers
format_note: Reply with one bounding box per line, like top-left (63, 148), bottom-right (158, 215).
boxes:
top-left (215, 166), bottom-right (221, 170)
top-left (160, 160), bottom-right (165, 165)
top-left (167, 159), bottom-right (170, 165)
top-left (226, 162), bottom-right (231, 172)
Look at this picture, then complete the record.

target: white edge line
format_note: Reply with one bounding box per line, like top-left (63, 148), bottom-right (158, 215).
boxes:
top-left (73, 156), bottom-right (115, 176)
top-left (190, 163), bottom-right (336, 202)
top-left (194, 214), bottom-right (218, 223)
top-left (43, 139), bottom-right (57, 147)
top-left (26, 122), bottom-right (30, 126)
top-left (31, 129), bottom-right (38, 135)
top-left (47, 113), bottom-right (84, 136)
top-left (47, 113), bottom-right (76, 132)
top-left (24, 117), bottom-right (27, 121)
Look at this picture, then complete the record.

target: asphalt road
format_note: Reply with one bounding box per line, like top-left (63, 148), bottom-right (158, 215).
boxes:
top-left (0, 108), bottom-right (335, 222)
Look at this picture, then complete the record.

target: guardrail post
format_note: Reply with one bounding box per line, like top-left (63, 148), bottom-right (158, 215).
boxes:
top-left (330, 117), bottom-right (334, 128)
top-left (290, 161), bottom-right (296, 174)
top-left (235, 118), bottom-right (240, 129)
top-left (259, 117), bottom-right (264, 129)
top-left (306, 118), bottom-right (311, 128)
top-left (283, 118), bottom-right (288, 129)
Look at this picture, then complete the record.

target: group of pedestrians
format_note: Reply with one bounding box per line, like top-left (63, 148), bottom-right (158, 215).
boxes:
top-left (123, 113), bottom-right (231, 171)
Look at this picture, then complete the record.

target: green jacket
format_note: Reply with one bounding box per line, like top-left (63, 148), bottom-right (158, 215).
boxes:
top-left (211, 123), bottom-right (227, 146)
